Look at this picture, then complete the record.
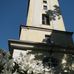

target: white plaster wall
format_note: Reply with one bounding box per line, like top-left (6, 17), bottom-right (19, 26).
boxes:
top-left (20, 27), bottom-right (52, 42)
top-left (27, 0), bottom-right (42, 27)
top-left (32, 0), bottom-right (42, 27)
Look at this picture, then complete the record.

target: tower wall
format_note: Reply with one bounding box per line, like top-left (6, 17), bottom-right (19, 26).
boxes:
top-left (20, 26), bottom-right (52, 42)
top-left (26, 0), bottom-right (65, 31)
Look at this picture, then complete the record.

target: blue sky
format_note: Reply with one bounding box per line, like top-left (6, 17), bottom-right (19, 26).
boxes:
top-left (0, 0), bottom-right (74, 51)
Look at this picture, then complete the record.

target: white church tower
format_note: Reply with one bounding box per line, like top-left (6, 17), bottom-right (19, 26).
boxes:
top-left (9, 0), bottom-right (74, 73)
top-left (26, 0), bottom-right (65, 30)
top-left (20, 0), bottom-right (66, 43)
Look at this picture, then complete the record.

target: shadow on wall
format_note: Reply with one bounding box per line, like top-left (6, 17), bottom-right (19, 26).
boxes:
top-left (43, 30), bottom-right (73, 48)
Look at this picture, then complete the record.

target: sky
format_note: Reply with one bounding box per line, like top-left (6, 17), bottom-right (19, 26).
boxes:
top-left (0, 0), bottom-right (74, 51)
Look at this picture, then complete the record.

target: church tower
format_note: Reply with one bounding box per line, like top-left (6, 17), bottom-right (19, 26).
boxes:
top-left (20, 0), bottom-right (66, 43)
top-left (9, 0), bottom-right (74, 73)
top-left (26, 0), bottom-right (65, 30)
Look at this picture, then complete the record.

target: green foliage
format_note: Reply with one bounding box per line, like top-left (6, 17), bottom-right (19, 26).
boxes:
top-left (0, 49), bottom-right (74, 74)
top-left (54, 5), bottom-right (61, 15)
top-left (46, 5), bottom-right (61, 21)
top-left (0, 49), bottom-right (13, 74)
top-left (0, 49), bottom-right (6, 73)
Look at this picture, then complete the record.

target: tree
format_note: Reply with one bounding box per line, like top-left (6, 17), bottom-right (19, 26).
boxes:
top-left (0, 49), bottom-right (13, 74)
top-left (0, 48), bottom-right (74, 74)
top-left (46, 5), bottom-right (61, 21)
